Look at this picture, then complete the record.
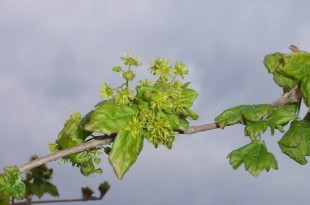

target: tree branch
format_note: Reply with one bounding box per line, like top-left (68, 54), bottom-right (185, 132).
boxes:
top-left (185, 85), bottom-right (301, 134)
top-left (17, 80), bottom-right (301, 173)
top-left (18, 136), bottom-right (114, 173)
top-left (11, 196), bottom-right (105, 205)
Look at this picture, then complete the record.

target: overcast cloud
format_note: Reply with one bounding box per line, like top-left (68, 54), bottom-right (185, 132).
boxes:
top-left (1, 1), bottom-right (310, 205)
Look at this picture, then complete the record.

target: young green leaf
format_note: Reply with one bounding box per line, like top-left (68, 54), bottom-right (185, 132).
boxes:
top-left (227, 140), bottom-right (278, 176)
top-left (29, 179), bottom-right (46, 198)
top-left (84, 102), bottom-right (138, 134)
top-left (0, 166), bottom-right (25, 200)
top-left (281, 52), bottom-right (310, 80)
top-left (273, 71), bottom-right (298, 91)
top-left (215, 104), bottom-right (273, 128)
top-left (24, 155), bottom-right (59, 199)
top-left (44, 182), bottom-right (59, 197)
top-left (278, 120), bottom-right (310, 164)
top-left (264, 52), bottom-right (298, 91)
top-left (182, 108), bottom-right (199, 120)
top-left (265, 107), bottom-right (297, 125)
top-left (244, 121), bottom-right (268, 141)
top-left (158, 111), bottom-right (189, 132)
top-left (181, 88), bottom-right (198, 108)
top-left (241, 104), bottom-right (273, 122)
top-left (109, 130), bottom-right (143, 179)
top-left (57, 111), bottom-right (92, 147)
top-left (215, 105), bottom-right (245, 128)
top-left (264, 52), bottom-right (284, 73)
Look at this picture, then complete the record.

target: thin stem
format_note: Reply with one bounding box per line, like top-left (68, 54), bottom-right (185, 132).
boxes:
top-left (11, 197), bottom-right (104, 205)
top-left (271, 85), bottom-right (300, 107)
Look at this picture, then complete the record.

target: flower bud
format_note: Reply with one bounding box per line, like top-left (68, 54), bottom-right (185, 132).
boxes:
top-left (122, 70), bottom-right (136, 81)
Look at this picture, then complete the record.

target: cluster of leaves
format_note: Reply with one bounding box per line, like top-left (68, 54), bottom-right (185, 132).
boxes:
top-left (265, 51), bottom-right (310, 163)
top-left (0, 166), bottom-right (25, 203)
top-left (23, 155), bottom-right (59, 200)
top-left (215, 50), bottom-right (310, 176)
top-left (0, 156), bottom-right (59, 205)
top-left (49, 111), bottom-right (103, 176)
top-left (83, 53), bottom-right (199, 179)
top-left (216, 104), bottom-right (297, 141)
top-left (0, 156), bottom-right (109, 205)
top-left (47, 53), bottom-right (198, 179)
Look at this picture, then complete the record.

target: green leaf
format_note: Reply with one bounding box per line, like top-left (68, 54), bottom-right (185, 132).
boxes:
top-left (245, 121), bottom-right (268, 140)
top-left (80, 111), bottom-right (93, 126)
top-left (0, 195), bottom-right (10, 205)
top-left (273, 72), bottom-right (298, 92)
top-left (30, 179), bottom-right (59, 199)
top-left (84, 102), bottom-right (138, 134)
top-left (216, 105), bottom-right (296, 141)
top-left (264, 52), bottom-right (284, 73)
top-left (301, 75), bottom-right (310, 108)
top-left (278, 120), bottom-right (310, 164)
top-left (215, 105), bottom-right (245, 128)
top-left (283, 102), bottom-right (299, 114)
top-left (30, 179), bottom-right (45, 198)
top-left (227, 141), bottom-right (278, 176)
top-left (181, 88), bottom-right (198, 108)
top-left (281, 52), bottom-right (310, 80)
top-left (227, 141), bottom-right (258, 169)
top-left (44, 182), bottom-right (59, 197)
top-left (265, 107), bottom-right (297, 125)
top-left (183, 108), bottom-right (199, 120)
top-left (215, 104), bottom-right (273, 128)
top-left (56, 134), bottom-right (76, 150)
top-left (241, 104), bottom-right (274, 122)
top-left (109, 130), bottom-right (143, 179)
top-left (244, 107), bottom-right (296, 139)
top-left (58, 111), bottom-right (91, 146)
top-left (158, 111), bottom-right (189, 132)
top-left (263, 52), bottom-right (298, 91)
top-left (0, 166), bottom-right (25, 200)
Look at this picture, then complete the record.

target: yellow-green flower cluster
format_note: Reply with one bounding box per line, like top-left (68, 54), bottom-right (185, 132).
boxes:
top-left (97, 54), bottom-right (198, 149)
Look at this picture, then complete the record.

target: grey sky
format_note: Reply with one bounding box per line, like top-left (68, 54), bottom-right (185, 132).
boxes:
top-left (1, 1), bottom-right (310, 204)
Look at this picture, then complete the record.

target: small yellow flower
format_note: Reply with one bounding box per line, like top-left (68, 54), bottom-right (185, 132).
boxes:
top-left (115, 88), bottom-right (134, 106)
top-left (149, 57), bottom-right (172, 80)
top-left (99, 82), bottom-right (114, 99)
top-left (174, 62), bottom-right (188, 79)
top-left (120, 52), bottom-right (141, 67)
top-left (125, 117), bottom-right (144, 138)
